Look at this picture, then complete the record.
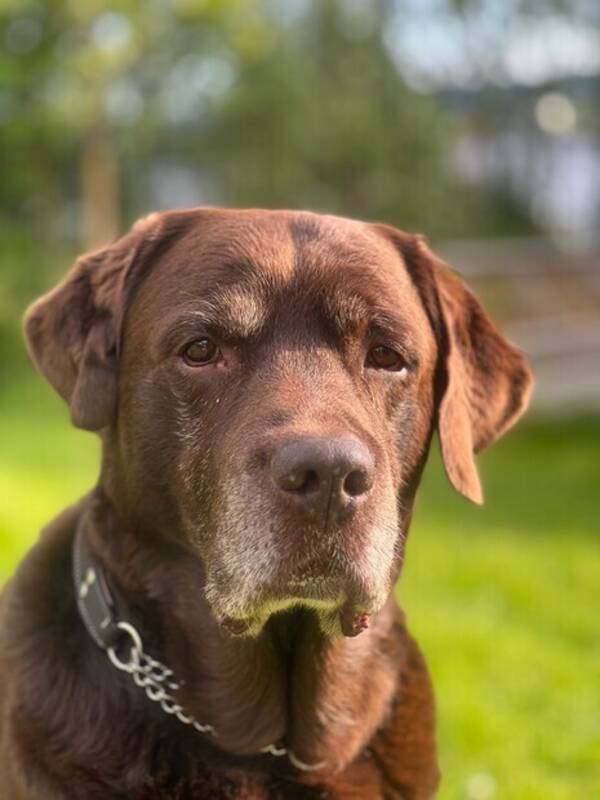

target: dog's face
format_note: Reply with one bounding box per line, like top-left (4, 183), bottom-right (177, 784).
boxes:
top-left (117, 212), bottom-right (438, 636)
top-left (24, 209), bottom-right (532, 638)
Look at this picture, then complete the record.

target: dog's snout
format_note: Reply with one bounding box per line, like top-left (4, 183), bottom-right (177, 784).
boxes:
top-left (271, 436), bottom-right (374, 519)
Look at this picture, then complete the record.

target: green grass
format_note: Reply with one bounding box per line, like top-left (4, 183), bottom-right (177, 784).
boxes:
top-left (1, 374), bottom-right (599, 799)
top-left (400, 420), bottom-right (600, 799)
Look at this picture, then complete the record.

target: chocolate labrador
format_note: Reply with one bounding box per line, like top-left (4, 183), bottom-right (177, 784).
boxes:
top-left (0, 209), bottom-right (532, 799)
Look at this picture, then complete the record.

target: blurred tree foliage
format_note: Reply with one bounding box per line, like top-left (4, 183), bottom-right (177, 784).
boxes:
top-left (0, 0), bottom-right (591, 365)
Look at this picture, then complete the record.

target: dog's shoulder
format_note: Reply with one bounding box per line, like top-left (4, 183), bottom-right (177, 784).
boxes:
top-left (0, 498), bottom-right (98, 794)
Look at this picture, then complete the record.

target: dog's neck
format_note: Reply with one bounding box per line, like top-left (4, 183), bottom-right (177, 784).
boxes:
top-left (81, 492), bottom-right (403, 773)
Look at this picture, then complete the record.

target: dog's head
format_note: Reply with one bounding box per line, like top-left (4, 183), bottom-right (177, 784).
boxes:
top-left (24, 209), bottom-right (532, 637)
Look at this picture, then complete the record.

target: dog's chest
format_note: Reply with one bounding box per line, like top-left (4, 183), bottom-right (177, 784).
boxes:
top-left (138, 768), bottom-right (327, 800)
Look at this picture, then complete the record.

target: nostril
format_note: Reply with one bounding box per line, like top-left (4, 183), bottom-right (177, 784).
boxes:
top-left (343, 469), bottom-right (371, 497)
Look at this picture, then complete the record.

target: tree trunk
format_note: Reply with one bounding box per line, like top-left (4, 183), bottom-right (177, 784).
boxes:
top-left (79, 126), bottom-right (120, 251)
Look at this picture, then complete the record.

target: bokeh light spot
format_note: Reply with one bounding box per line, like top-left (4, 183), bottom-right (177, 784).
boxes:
top-left (535, 92), bottom-right (577, 136)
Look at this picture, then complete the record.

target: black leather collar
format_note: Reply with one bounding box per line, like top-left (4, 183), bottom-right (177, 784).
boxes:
top-left (72, 517), bottom-right (124, 650)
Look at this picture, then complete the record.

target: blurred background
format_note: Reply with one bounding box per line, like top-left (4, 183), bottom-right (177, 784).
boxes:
top-left (0, 1), bottom-right (598, 798)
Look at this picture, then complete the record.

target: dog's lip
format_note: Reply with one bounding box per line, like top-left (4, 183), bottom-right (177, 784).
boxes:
top-left (220, 577), bottom-right (344, 636)
top-left (339, 603), bottom-right (371, 637)
top-left (219, 571), bottom-right (375, 638)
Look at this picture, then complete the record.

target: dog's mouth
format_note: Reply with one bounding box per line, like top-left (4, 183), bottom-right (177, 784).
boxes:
top-left (218, 567), bottom-right (377, 639)
top-left (205, 510), bottom-right (399, 639)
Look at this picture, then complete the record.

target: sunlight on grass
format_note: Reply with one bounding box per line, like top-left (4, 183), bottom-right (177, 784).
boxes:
top-left (0, 375), bottom-right (98, 567)
top-left (398, 423), bottom-right (600, 799)
top-left (0, 375), bottom-right (598, 799)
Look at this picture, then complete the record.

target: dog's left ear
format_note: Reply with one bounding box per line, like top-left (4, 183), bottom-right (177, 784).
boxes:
top-left (23, 213), bottom-right (173, 431)
top-left (375, 225), bottom-right (533, 504)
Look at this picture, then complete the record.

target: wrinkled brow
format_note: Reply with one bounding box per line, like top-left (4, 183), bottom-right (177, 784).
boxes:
top-left (324, 290), bottom-right (406, 338)
top-left (206, 285), bottom-right (267, 337)
top-left (159, 288), bottom-right (267, 351)
top-left (324, 289), bottom-right (419, 356)
top-left (324, 290), bottom-right (371, 333)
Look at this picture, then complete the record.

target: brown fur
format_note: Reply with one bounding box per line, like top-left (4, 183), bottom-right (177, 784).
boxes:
top-left (0, 209), bottom-right (532, 798)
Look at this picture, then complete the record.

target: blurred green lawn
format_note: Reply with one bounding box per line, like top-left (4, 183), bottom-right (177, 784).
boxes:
top-left (0, 375), bottom-right (598, 800)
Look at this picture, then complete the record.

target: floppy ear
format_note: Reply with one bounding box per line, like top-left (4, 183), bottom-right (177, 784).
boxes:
top-left (23, 213), bottom-right (169, 431)
top-left (376, 226), bottom-right (533, 504)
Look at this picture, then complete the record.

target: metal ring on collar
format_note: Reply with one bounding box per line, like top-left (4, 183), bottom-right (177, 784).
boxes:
top-left (107, 621), bottom-right (143, 673)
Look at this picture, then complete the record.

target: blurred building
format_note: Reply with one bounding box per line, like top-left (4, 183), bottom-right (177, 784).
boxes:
top-left (440, 236), bottom-right (600, 411)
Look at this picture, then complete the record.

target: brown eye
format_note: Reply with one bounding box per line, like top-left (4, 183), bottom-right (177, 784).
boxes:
top-left (183, 338), bottom-right (219, 366)
top-left (368, 345), bottom-right (407, 372)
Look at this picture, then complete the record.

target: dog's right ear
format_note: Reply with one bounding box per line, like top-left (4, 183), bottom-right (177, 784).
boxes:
top-left (23, 212), bottom-right (177, 431)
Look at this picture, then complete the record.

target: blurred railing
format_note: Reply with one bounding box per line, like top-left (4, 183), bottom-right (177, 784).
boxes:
top-left (439, 237), bottom-right (600, 412)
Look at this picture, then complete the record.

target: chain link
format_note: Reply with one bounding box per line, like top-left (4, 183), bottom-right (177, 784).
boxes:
top-left (107, 622), bottom-right (215, 735)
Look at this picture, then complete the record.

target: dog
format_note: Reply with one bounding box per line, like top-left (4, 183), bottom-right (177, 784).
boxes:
top-left (0, 208), bottom-right (532, 799)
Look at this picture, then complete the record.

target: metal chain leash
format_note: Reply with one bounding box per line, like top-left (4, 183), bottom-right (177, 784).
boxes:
top-left (105, 621), bottom-right (324, 772)
top-left (107, 622), bottom-right (216, 735)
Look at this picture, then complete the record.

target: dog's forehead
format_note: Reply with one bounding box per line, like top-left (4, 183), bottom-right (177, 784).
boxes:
top-left (140, 210), bottom-right (412, 296)
top-left (129, 209), bottom-right (430, 344)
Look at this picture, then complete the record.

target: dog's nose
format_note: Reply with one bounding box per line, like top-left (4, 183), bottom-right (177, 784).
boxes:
top-left (271, 436), bottom-right (374, 520)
